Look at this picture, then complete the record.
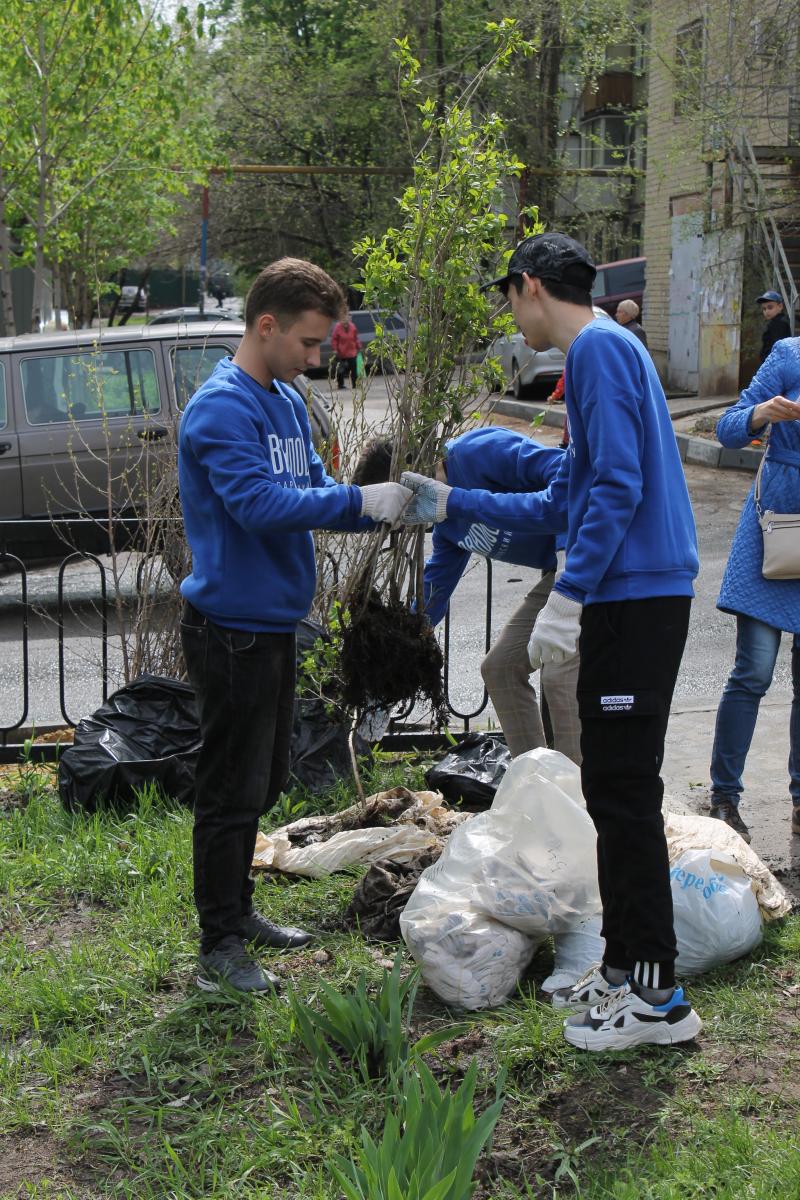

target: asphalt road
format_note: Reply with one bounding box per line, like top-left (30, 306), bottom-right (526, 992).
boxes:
top-left (0, 379), bottom-right (792, 733)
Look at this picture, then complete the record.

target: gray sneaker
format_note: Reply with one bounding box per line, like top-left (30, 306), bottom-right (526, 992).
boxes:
top-left (551, 963), bottom-right (624, 1011)
top-left (197, 935), bottom-right (280, 994)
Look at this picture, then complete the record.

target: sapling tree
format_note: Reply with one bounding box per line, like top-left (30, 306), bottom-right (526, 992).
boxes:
top-left (308, 20), bottom-right (542, 735)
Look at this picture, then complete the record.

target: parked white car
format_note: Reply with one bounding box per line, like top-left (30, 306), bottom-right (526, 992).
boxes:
top-left (488, 308), bottom-right (611, 399)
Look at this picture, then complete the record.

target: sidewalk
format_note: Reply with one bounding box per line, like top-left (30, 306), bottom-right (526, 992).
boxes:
top-left (663, 695), bottom-right (799, 898)
top-left (489, 393), bottom-right (763, 471)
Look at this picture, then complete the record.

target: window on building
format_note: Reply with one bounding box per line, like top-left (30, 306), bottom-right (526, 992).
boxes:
top-left (674, 20), bottom-right (704, 118)
top-left (581, 115), bottom-right (631, 168)
top-left (0, 362), bottom-right (6, 428)
top-left (565, 132), bottom-right (581, 167)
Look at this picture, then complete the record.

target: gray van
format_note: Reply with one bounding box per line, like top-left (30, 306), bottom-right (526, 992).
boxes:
top-left (0, 323), bottom-right (335, 559)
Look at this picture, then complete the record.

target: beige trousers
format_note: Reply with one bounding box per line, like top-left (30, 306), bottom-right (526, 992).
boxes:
top-left (480, 571), bottom-right (582, 763)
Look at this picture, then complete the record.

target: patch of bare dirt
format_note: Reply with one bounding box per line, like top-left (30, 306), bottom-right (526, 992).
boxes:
top-left (0, 1129), bottom-right (100, 1199)
top-left (1, 896), bottom-right (101, 954)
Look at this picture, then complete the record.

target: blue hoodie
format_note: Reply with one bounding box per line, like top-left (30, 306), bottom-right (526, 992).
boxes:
top-left (179, 358), bottom-right (364, 631)
top-left (446, 321), bottom-right (698, 605)
top-left (424, 428), bottom-right (564, 625)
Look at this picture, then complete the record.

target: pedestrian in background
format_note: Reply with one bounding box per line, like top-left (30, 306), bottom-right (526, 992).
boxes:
top-left (615, 298), bottom-right (648, 348)
top-left (756, 290), bottom-right (791, 364)
top-left (709, 336), bottom-right (800, 844)
top-left (332, 313), bottom-right (362, 388)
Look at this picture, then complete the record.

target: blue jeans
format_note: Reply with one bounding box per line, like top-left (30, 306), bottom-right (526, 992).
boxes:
top-left (710, 614), bottom-right (800, 807)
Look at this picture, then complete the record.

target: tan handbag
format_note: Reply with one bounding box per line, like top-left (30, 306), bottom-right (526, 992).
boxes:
top-left (754, 436), bottom-right (800, 580)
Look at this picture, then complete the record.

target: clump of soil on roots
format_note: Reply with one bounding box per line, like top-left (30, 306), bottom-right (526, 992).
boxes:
top-left (339, 589), bottom-right (446, 722)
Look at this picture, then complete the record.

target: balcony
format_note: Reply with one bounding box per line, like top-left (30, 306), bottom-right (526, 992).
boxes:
top-left (581, 72), bottom-right (634, 115)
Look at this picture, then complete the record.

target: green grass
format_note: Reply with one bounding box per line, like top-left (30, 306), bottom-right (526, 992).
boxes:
top-left (0, 756), bottom-right (798, 1199)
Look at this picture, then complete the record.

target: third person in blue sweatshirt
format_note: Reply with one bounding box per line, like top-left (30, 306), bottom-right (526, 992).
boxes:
top-left (352, 427), bottom-right (580, 762)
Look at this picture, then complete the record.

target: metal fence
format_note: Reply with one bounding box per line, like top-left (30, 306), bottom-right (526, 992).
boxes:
top-left (0, 528), bottom-right (495, 761)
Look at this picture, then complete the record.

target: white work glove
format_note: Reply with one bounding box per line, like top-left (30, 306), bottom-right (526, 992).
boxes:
top-left (528, 590), bottom-right (583, 670)
top-left (359, 482), bottom-right (412, 525)
top-left (399, 471), bottom-right (452, 524)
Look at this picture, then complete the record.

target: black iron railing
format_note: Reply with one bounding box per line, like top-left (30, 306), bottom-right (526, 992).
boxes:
top-left (0, 522), bottom-right (495, 761)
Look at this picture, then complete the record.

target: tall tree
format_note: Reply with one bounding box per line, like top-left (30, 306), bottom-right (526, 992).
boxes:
top-left (0, 0), bottom-right (212, 332)
top-left (204, 0), bottom-right (639, 284)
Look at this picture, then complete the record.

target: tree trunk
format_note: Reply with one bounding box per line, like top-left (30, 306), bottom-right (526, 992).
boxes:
top-left (0, 187), bottom-right (16, 337)
top-left (116, 265), bottom-right (151, 327)
top-left (433, 1), bottom-right (445, 121)
top-left (517, 5), bottom-right (563, 223)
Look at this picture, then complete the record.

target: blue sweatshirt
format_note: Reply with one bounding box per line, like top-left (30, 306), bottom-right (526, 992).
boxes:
top-left (424, 428), bottom-right (564, 625)
top-left (446, 321), bottom-right (698, 605)
top-left (178, 358), bottom-right (365, 631)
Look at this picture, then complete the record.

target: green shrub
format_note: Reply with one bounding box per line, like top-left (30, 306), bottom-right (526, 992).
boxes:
top-left (288, 954), bottom-right (459, 1081)
top-left (333, 1058), bottom-right (504, 1200)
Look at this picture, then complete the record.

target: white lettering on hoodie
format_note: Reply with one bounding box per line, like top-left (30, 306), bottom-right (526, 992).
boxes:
top-left (268, 433), bottom-right (309, 482)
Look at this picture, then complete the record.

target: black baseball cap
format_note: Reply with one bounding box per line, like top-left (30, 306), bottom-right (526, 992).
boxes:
top-left (755, 290), bottom-right (783, 304)
top-left (482, 232), bottom-right (597, 292)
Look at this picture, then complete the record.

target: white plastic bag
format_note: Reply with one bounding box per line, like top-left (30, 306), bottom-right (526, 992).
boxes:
top-left (542, 915), bottom-right (605, 995)
top-left (665, 812), bottom-right (791, 922)
top-left (401, 749), bottom-right (602, 1007)
top-left (409, 749), bottom-right (600, 935)
top-left (671, 849), bottom-right (762, 974)
top-left (401, 907), bottom-right (538, 1010)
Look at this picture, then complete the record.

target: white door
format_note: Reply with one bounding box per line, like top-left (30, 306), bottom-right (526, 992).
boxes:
top-left (668, 212), bottom-right (702, 392)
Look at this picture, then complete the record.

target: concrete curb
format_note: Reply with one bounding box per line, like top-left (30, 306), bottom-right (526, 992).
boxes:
top-left (489, 398), bottom-right (568, 429)
top-left (674, 434), bottom-right (763, 472)
top-left (490, 398), bottom-right (764, 473)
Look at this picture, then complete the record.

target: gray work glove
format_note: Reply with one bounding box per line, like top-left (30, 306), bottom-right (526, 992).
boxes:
top-left (359, 482), bottom-right (413, 525)
top-left (399, 471), bottom-right (452, 524)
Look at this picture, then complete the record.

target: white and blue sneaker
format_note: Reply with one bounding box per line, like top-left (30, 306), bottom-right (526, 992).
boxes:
top-left (551, 964), bottom-right (624, 1011)
top-left (563, 982), bottom-right (702, 1051)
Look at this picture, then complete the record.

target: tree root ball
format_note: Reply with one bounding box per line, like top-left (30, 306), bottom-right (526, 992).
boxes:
top-left (339, 590), bottom-right (446, 721)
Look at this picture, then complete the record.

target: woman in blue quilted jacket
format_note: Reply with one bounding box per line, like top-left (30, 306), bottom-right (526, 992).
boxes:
top-left (710, 337), bottom-right (800, 844)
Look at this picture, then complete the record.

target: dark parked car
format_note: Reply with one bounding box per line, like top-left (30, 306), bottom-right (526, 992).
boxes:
top-left (591, 257), bottom-right (646, 316)
top-left (315, 309), bottom-right (407, 373)
top-left (0, 323), bottom-right (337, 559)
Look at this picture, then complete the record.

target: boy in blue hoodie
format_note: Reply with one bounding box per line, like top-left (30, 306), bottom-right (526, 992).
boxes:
top-left (178, 258), bottom-right (410, 993)
top-left (352, 429), bottom-right (580, 762)
top-left (400, 234), bottom-right (702, 1052)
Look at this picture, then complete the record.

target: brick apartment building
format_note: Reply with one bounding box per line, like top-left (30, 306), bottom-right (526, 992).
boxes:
top-left (642, 0), bottom-right (799, 394)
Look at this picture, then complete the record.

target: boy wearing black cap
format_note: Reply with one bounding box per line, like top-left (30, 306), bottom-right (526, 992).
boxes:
top-left (756, 290), bottom-right (791, 363)
top-left (400, 232), bottom-right (702, 1051)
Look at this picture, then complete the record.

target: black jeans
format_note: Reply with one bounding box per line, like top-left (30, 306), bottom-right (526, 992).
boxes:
top-left (181, 601), bottom-right (296, 953)
top-left (336, 356), bottom-right (357, 387)
top-left (578, 596), bottom-right (691, 987)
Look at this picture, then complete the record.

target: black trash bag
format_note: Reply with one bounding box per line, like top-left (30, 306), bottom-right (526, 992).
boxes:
top-left (424, 732), bottom-right (510, 808)
top-left (59, 623), bottom-right (372, 813)
top-left (58, 674), bottom-right (201, 813)
top-left (291, 619), bottom-right (371, 793)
